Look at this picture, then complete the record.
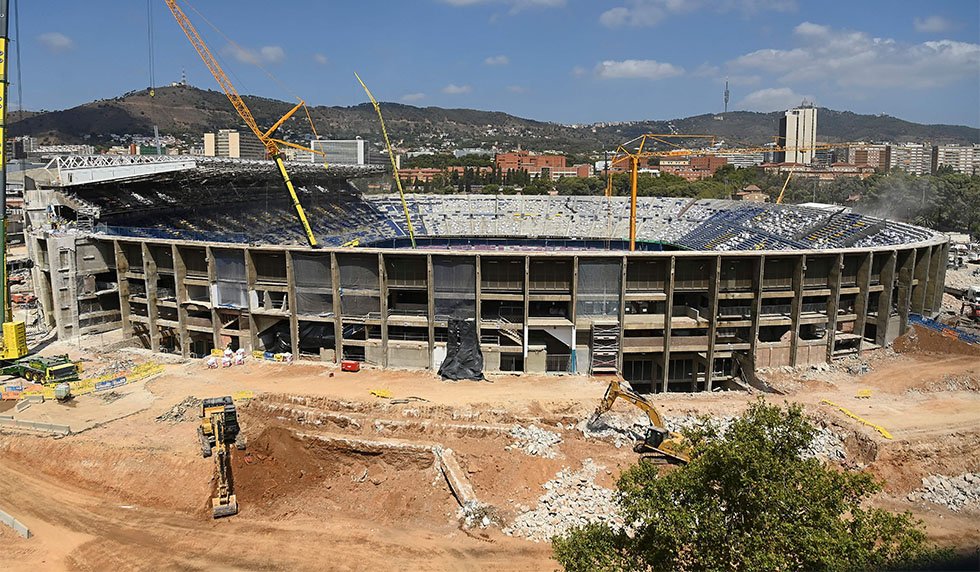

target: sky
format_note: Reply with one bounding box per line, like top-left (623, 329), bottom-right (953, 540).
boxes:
top-left (12, 0), bottom-right (980, 128)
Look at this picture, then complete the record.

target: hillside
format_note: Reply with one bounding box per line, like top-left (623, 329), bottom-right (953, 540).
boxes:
top-left (10, 85), bottom-right (978, 152)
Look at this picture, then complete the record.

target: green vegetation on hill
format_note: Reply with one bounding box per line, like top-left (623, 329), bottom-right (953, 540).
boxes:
top-left (10, 86), bottom-right (978, 151)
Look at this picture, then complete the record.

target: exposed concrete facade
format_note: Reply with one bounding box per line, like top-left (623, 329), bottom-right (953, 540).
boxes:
top-left (28, 233), bottom-right (948, 393)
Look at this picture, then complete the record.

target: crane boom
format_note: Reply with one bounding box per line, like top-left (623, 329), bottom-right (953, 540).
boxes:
top-left (163, 0), bottom-right (320, 248)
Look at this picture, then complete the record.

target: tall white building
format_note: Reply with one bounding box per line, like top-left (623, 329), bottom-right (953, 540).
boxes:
top-left (776, 105), bottom-right (817, 164)
top-left (310, 139), bottom-right (369, 165)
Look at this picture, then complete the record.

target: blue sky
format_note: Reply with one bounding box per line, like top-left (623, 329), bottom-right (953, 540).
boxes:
top-left (14, 0), bottom-right (980, 127)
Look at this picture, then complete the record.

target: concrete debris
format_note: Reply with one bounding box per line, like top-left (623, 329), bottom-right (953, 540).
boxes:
top-left (581, 413), bottom-right (846, 461)
top-left (506, 424), bottom-right (562, 458)
top-left (155, 396), bottom-right (201, 423)
top-left (908, 473), bottom-right (980, 512)
top-left (503, 459), bottom-right (623, 542)
top-left (457, 500), bottom-right (500, 529)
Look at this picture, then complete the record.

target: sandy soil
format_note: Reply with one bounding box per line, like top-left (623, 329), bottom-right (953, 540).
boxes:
top-left (1, 331), bottom-right (979, 571)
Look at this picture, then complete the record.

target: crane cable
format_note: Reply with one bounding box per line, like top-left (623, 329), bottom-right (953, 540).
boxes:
top-left (146, 0), bottom-right (155, 95)
top-left (354, 72), bottom-right (416, 249)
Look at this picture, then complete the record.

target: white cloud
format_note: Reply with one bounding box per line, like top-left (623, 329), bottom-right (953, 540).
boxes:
top-left (600, 0), bottom-right (796, 28)
top-left (401, 92), bottom-right (426, 102)
top-left (485, 55), bottom-right (510, 66)
top-left (693, 63), bottom-right (721, 78)
top-left (571, 66), bottom-right (588, 77)
top-left (730, 22), bottom-right (980, 89)
top-left (594, 59), bottom-right (684, 80)
top-left (313, 53), bottom-right (329, 65)
top-left (506, 85), bottom-right (527, 93)
top-left (914, 15), bottom-right (952, 33)
top-left (442, 83), bottom-right (472, 94)
top-left (738, 87), bottom-right (812, 111)
top-left (226, 44), bottom-right (286, 65)
top-left (38, 32), bottom-right (74, 53)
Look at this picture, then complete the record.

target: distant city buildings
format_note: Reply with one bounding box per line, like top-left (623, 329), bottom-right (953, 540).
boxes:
top-left (203, 129), bottom-right (265, 160)
top-left (495, 150), bottom-right (591, 179)
top-left (310, 138), bottom-right (371, 165)
top-left (845, 143), bottom-right (890, 171)
top-left (888, 143), bottom-right (931, 175)
top-left (776, 105), bottom-right (817, 164)
top-left (932, 144), bottom-right (980, 175)
top-left (656, 155), bottom-right (728, 181)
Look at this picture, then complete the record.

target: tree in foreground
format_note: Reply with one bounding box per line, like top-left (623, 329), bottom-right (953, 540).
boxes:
top-left (553, 400), bottom-right (948, 572)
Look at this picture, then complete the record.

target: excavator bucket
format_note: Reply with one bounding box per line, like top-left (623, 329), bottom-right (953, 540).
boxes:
top-left (212, 494), bottom-right (238, 518)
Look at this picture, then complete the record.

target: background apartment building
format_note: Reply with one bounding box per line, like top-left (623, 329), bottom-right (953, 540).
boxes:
top-left (203, 129), bottom-right (266, 160)
top-left (775, 105), bottom-right (817, 164)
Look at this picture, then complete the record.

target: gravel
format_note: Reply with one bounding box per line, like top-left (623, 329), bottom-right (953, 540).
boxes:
top-left (506, 424), bottom-right (562, 458)
top-left (504, 459), bottom-right (623, 542)
top-left (156, 396), bottom-right (201, 423)
top-left (908, 473), bottom-right (980, 512)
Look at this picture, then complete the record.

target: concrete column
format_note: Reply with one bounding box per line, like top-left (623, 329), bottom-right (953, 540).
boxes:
top-left (523, 256), bottom-right (529, 359)
top-left (172, 244), bottom-right (190, 358)
top-left (789, 255), bottom-right (804, 367)
top-left (142, 243), bottom-right (160, 352)
top-left (475, 254), bottom-right (482, 327)
top-left (705, 256), bottom-right (721, 390)
top-left (426, 254), bottom-right (435, 368)
top-left (330, 252), bottom-right (343, 363)
top-left (853, 252), bottom-right (872, 352)
top-left (825, 253), bottom-right (844, 361)
top-left (896, 249), bottom-right (916, 336)
top-left (875, 251), bottom-right (897, 346)
top-left (750, 255), bottom-right (764, 359)
top-left (616, 255), bottom-right (627, 373)
top-left (379, 253), bottom-right (389, 368)
top-left (114, 241), bottom-right (132, 339)
top-left (206, 246), bottom-right (221, 351)
top-left (285, 250), bottom-right (299, 358)
top-left (911, 247), bottom-right (931, 314)
top-left (931, 242), bottom-right (950, 312)
top-left (661, 257), bottom-right (675, 393)
top-left (244, 249), bottom-right (258, 353)
top-left (923, 243), bottom-right (943, 314)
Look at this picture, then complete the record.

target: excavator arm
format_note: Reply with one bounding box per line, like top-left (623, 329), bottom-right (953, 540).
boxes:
top-left (588, 378), bottom-right (690, 464)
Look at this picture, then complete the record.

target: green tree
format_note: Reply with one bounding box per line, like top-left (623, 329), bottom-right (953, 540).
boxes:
top-left (553, 400), bottom-right (946, 572)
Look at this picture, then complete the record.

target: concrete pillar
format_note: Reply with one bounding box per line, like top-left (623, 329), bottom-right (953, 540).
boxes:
top-left (705, 256), bottom-right (721, 390)
top-left (931, 242), bottom-right (950, 312)
top-left (911, 247), bottom-right (931, 314)
top-left (923, 243), bottom-right (943, 314)
top-left (330, 252), bottom-right (343, 363)
top-left (426, 254), bottom-right (435, 367)
top-left (875, 251), bottom-right (897, 346)
top-left (853, 252), bottom-right (872, 352)
top-left (896, 249), bottom-right (916, 337)
top-left (825, 253), bottom-right (843, 361)
top-left (142, 243), bottom-right (160, 352)
top-left (114, 241), bottom-right (133, 339)
top-left (172, 244), bottom-right (190, 358)
top-left (285, 250), bottom-right (299, 358)
top-left (789, 255), bottom-right (804, 367)
top-left (379, 253), bottom-right (389, 368)
top-left (750, 255), bottom-right (764, 359)
top-left (661, 256), bottom-right (675, 393)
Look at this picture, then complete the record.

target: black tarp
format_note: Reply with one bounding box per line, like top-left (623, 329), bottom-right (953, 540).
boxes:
top-left (258, 322), bottom-right (335, 354)
top-left (438, 319), bottom-right (485, 381)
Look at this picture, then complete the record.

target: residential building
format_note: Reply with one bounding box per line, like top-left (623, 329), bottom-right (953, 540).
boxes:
top-left (203, 129), bottom-right (266, 160)
top-left (775, 105), bottom-right (817, 164)
top-left (932, 144), bottom-right (980, 175)
top-left (846, 143), bottom-right (890, 171)
top-left (888, 143), bottom-right (931, 175)
top-left (310, 139), bottom-right (370, 165)
top-left (495, 150), bottom-right (566, 175)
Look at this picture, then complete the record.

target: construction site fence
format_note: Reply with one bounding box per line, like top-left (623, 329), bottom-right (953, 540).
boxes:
top-left (909, 313), bottom-right (980, 345)
top-left (3, 362), bottom-right (165, 401)
top-left (0, 507), bottom-right (32, 538)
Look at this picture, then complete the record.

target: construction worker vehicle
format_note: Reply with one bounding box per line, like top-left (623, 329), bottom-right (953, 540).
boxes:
top-left (198, 396), bottom-right (246, 518)
top-left (961, 286), bottom-right (980, 325)
top-left (587, 378), bottom-right (691, 464)
top-left (1, 354), bottom-right (80, 384)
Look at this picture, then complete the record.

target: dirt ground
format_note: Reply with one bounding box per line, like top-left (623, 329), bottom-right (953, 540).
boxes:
top-left (1, 331), bottom-right (979, 571)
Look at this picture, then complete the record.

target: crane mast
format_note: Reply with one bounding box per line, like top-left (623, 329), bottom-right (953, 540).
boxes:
top-left (163, 0), bottom-right (320, 248)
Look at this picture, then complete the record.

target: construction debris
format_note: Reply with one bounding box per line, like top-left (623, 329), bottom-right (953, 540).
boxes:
top-left (156, 396), bottom-right (201, 423)
top-left (908, 473), bottom-right (980, 512)
top-left (505, 424), bottom-right (562, 458)
top-left (503, 459), bottom-right (622, 542)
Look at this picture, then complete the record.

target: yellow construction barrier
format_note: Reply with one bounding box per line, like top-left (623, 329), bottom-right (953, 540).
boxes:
top-left (855, 389), bottom-right (872, 399)
top-left (820, 399), bottom-right (892, 439)
top-left (369, 389), bottom-right (392, 399)
top-left (232, 390), bottom-right (255, 401)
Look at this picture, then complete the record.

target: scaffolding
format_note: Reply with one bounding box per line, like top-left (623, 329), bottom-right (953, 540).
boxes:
top-left (590, 320), bottom-right (620, 375)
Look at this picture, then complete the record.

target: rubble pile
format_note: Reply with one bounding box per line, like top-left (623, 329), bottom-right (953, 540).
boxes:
top-left (908, 473), bottom-right (980, 512)
top-left (156, 396), bottom-right (201, 423)
top-left (504, 459), bottom-right (622, 542)
top-left (581, 413), bottom-right (845, 461)
top-left (457, 500), bottom-right (500, 529)
top-left (506, 424), bottom-right (562, 458)
top-left (87, 359), bottom-right (139, 379)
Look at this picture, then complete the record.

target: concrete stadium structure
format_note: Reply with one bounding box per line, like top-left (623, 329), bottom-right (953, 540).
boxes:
top-left (22, 156), bottom-right (948, 392)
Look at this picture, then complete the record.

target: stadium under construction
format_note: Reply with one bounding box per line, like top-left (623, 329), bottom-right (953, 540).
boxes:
top-left (22, 155), bottom-right (948, 393)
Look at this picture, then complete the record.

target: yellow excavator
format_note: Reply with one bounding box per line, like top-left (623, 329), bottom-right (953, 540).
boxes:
top-left (198, 396), bottom-right (245, 518)
top-left (587, 378), bottom-right (690, 464)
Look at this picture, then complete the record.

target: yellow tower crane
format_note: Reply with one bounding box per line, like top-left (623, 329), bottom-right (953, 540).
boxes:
top-left (163, 0), bottom-right (323, 248)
